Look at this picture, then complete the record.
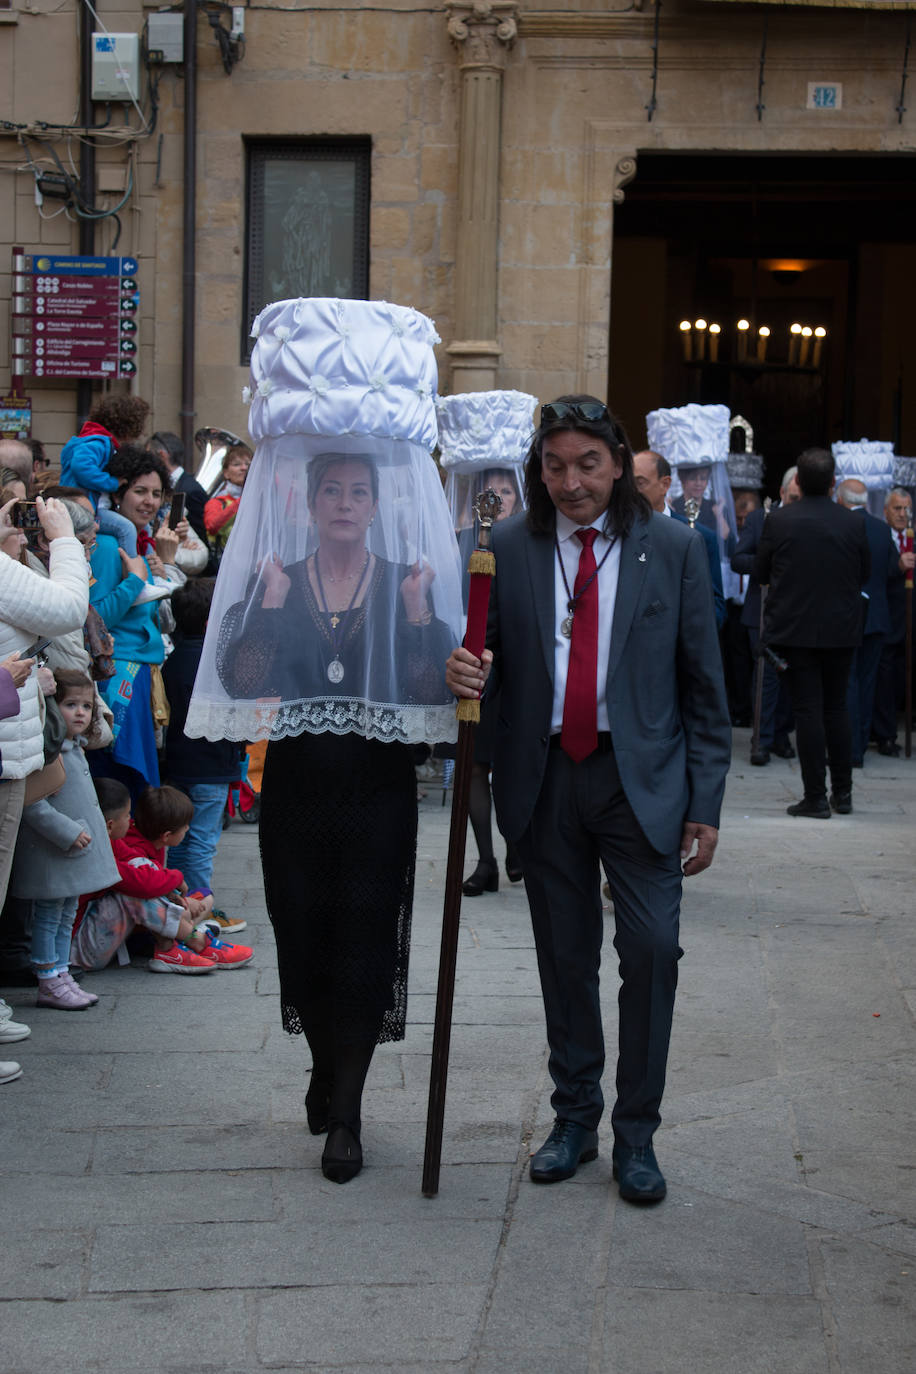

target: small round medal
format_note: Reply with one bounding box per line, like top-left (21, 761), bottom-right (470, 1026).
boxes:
top-left (561, 614), bottom-right (574, 638)
top-left (327, 658), bottom-right (345, 684)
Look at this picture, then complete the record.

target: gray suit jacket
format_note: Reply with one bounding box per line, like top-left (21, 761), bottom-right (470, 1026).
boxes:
top-left (487, 510), bottom-right (731, 855)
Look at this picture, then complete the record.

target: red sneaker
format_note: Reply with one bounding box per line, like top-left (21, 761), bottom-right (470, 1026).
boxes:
top-left (149, 942), bottom-right (217, 974)
top-left (201, 933), bottom-right (254, 969)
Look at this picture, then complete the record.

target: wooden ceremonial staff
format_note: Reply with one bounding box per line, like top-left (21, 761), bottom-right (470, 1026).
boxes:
top-left (422, 489), bottom-right (501, 1199)
top-left (906, 521), bottom-right (914, 758)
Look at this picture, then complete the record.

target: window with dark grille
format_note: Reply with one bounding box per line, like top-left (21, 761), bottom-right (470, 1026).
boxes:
top-left (242, 138), bottom-right (371, 362)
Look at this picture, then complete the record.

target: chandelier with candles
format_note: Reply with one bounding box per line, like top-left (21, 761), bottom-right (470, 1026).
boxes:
top-left (679, 319), bottom-right (827, 367)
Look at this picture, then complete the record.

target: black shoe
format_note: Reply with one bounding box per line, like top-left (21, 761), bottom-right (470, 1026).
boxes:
top-left (505, 848), bottom-right (524, 883)
top-left (529, 1119), bottom-right (598, 1183)
top-left (750, 749), bottom-right (770, 766)
top-left (462, 862), bottom-right (498, 897)
top-left (829, 791), bottom-right (853, 814)
top-left (877, 739), bottom-right (900, 757)
top-left (321, 1122), bottom-right (363, 1183)
top-left (612, 1143), bottom-right (667, 1203)
top-left (786, 797), bottom-right (831, 819)
top-left (771, 739), bottom-right (796, 760)
top-left (304, 1075), bottom-right (332, 1135)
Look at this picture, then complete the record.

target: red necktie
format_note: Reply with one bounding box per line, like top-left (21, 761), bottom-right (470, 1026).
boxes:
top-left (561, 528), bottom-right (599, 762)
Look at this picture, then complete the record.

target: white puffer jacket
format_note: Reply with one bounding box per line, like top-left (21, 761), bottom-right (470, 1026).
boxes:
top-left (0, 538), bottom-right (89, 780)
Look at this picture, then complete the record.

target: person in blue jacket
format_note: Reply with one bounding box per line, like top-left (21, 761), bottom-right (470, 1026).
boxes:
top-left (60, 394), bottom-right (150, 557)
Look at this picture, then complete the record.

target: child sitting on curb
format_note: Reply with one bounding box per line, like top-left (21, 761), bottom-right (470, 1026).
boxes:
top-left (73, 781), bottom-right (253, 973)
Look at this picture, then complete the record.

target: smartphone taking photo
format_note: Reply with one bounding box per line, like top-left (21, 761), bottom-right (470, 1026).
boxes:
top-left (13, 501), bottom-right (41, 536)
top-left (168, 492), bottom-right (186, 530)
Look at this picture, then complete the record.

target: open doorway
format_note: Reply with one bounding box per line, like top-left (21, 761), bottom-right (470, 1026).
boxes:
top-left (609, 153), bottom-right (916, 494)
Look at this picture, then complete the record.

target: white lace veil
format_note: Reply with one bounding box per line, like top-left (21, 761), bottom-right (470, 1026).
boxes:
top-left (186, 298), bottom-right (463, 745)
top-left (437, 390), bottom-right (536, 531)
top-left (646, 402), bottom-right (740, 598)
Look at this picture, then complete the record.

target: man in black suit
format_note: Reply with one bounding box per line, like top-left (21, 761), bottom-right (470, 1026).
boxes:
top-left (446, 397), bottom-right (731, 1203)
top-left (730, 466), bottom-right (800, 765)
top-left (632, 450), bottom-right (726, 628)
top-left (756, 449), bottom-right (870, 818)
top-left (836, 479), bottom-right (904, 766)
top-left (146, 431), bottom-right (211, 551)
top-left (873, 487), bottom-right (916, 755)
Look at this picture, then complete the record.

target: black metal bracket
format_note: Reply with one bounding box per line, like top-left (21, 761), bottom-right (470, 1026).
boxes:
top-left (756, 15), bottom-right (768, 123)
top-left (897, 15), bottom-right (911, 125)
top-left (646, 0), bottom-right (661, 123)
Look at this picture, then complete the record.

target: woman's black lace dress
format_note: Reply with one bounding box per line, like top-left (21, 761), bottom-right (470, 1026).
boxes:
top-left (217, 556), bottom-right (453, 1044)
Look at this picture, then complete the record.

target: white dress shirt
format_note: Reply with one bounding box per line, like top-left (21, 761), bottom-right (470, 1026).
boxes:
top-left (551, 511), bottom-right (621, 733)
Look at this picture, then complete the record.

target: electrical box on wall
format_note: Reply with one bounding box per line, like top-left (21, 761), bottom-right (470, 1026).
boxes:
top-left (147, 13), bottom-right (184, 64)
top-left (91, 33), bottom-right (141, 101)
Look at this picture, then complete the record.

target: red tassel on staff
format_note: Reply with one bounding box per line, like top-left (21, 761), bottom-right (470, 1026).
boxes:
top-left (422, 497), bottom-right (499, 1197)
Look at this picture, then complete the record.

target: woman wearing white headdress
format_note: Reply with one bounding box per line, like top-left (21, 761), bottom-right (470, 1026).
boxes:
top-left (437, 389), bottom-right (535, 894)
top-left (187, 299), bottom-right (463, 1183)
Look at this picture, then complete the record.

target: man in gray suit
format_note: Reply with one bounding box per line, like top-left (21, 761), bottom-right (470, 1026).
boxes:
top-left (447, 396), bottom-right (731, 1203)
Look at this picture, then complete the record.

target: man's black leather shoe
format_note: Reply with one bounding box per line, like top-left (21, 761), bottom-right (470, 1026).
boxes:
top-left (750, 749), bottom-right (770, 766)
top-left (786, 797), bottom-right (831, 818)
top-left (772, 739), bottom-right (796, 759)
top-left (877, 739), bottom-right (900, 757)
top-left (529, 1120), bottom-right (598, 1183)
top-left (829, 791), bottom-right (852, 814)
top-left (612, 1143), bottom-right (667, 1203)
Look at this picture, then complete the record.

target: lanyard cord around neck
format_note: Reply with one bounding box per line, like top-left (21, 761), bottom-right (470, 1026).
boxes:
top-left (554, 529), bottom-right (617, 618)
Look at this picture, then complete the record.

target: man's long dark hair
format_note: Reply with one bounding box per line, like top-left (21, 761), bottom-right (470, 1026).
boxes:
top-left (524, 394), bottom-right (650, 537)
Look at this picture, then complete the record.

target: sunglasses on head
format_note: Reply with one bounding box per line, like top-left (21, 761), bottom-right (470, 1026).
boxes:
top-left (540, 400), bottom-right (611, 427)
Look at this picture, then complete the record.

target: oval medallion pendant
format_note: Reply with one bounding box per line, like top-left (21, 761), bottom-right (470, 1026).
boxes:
top-left (327, 658), bottom-right (345, 684)
top-left (560, 615), bottom-right (574, 638)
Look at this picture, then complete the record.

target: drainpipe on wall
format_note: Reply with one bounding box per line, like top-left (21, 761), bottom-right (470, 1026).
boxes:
top-left (77, 1), bottom-right (95, 428)
top-left (181, 0), bottom-right (198, 465)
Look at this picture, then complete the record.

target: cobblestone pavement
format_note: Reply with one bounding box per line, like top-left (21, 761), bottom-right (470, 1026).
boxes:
top-left (1, 731), bottom-right (914, 1372)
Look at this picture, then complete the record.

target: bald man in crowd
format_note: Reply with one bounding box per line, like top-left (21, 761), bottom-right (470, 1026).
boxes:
top-left (0, 439), bottom-right (34, 497)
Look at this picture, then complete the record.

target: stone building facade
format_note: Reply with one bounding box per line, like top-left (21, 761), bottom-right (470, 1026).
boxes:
top-left (0, 0), bottom-right (914, 478)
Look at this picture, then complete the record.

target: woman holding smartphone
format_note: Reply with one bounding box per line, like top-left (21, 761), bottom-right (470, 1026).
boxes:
top-left (0, 494), bottom-right (89, 908)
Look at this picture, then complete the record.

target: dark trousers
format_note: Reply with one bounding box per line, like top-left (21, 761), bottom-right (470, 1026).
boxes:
top-left (515, 745), bottom-right (683, 1148)
top-left (723, 604), bottom-right (753, 724)
top-left (777, 645), bottom-right (855, 801)
top-left (749, 627), bottom-right (795, 749)
top-left (872, 637), bottom-right (905, 745)
top-left (847, 632), bottom-right (886, 763)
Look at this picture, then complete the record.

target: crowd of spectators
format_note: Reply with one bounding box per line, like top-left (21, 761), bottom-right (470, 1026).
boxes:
top-left (0, 412), bottom-right (253, 1085)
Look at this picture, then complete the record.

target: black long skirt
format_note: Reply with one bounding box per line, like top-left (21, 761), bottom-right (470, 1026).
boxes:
top-left (259, 731), bottom-right (417, 1045)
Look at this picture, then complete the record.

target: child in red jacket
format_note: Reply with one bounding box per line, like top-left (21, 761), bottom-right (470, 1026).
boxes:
top-left (73, 781), bottom-right (253, 972)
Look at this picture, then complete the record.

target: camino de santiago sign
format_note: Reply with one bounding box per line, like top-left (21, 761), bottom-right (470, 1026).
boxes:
top-left (10, 250), bottom-right (139, 382)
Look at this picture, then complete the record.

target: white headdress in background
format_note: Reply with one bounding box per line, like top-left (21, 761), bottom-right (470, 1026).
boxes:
top-left (832, 439), bottom-right (896, 518)
top-left (646, 402), bottom-right (738, 595)
top-left (436, 389), bottom-right (536, 532)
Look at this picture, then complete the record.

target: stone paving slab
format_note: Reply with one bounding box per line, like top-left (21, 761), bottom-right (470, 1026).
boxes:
top-left (2, 733), bottom-right (915, 1370)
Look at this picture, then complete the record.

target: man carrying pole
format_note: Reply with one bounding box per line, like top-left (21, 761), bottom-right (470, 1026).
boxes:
top-left (446, 397), bottom-right (731, 1204)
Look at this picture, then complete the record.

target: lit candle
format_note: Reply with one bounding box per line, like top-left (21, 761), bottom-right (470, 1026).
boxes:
top-left (694, 319), bottom-right (708, 362)
top-left (709, 323), bottom-right (720, 362)
top-left (799, 325), bottom-right (812, 367)
top-left (737, 319), bottom-right (749, 362)
top-left (756, 326), bottom-right (770, 363)
top-left (679, 320), bottom-right (692, 362)
top-left (812, 326), bottom-right (826, 368)
top-left (788, 323), bottom-right (802, 367)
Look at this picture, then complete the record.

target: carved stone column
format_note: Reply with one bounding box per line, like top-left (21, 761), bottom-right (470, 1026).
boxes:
top-left (445, 2), bottom-right (518, 392)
